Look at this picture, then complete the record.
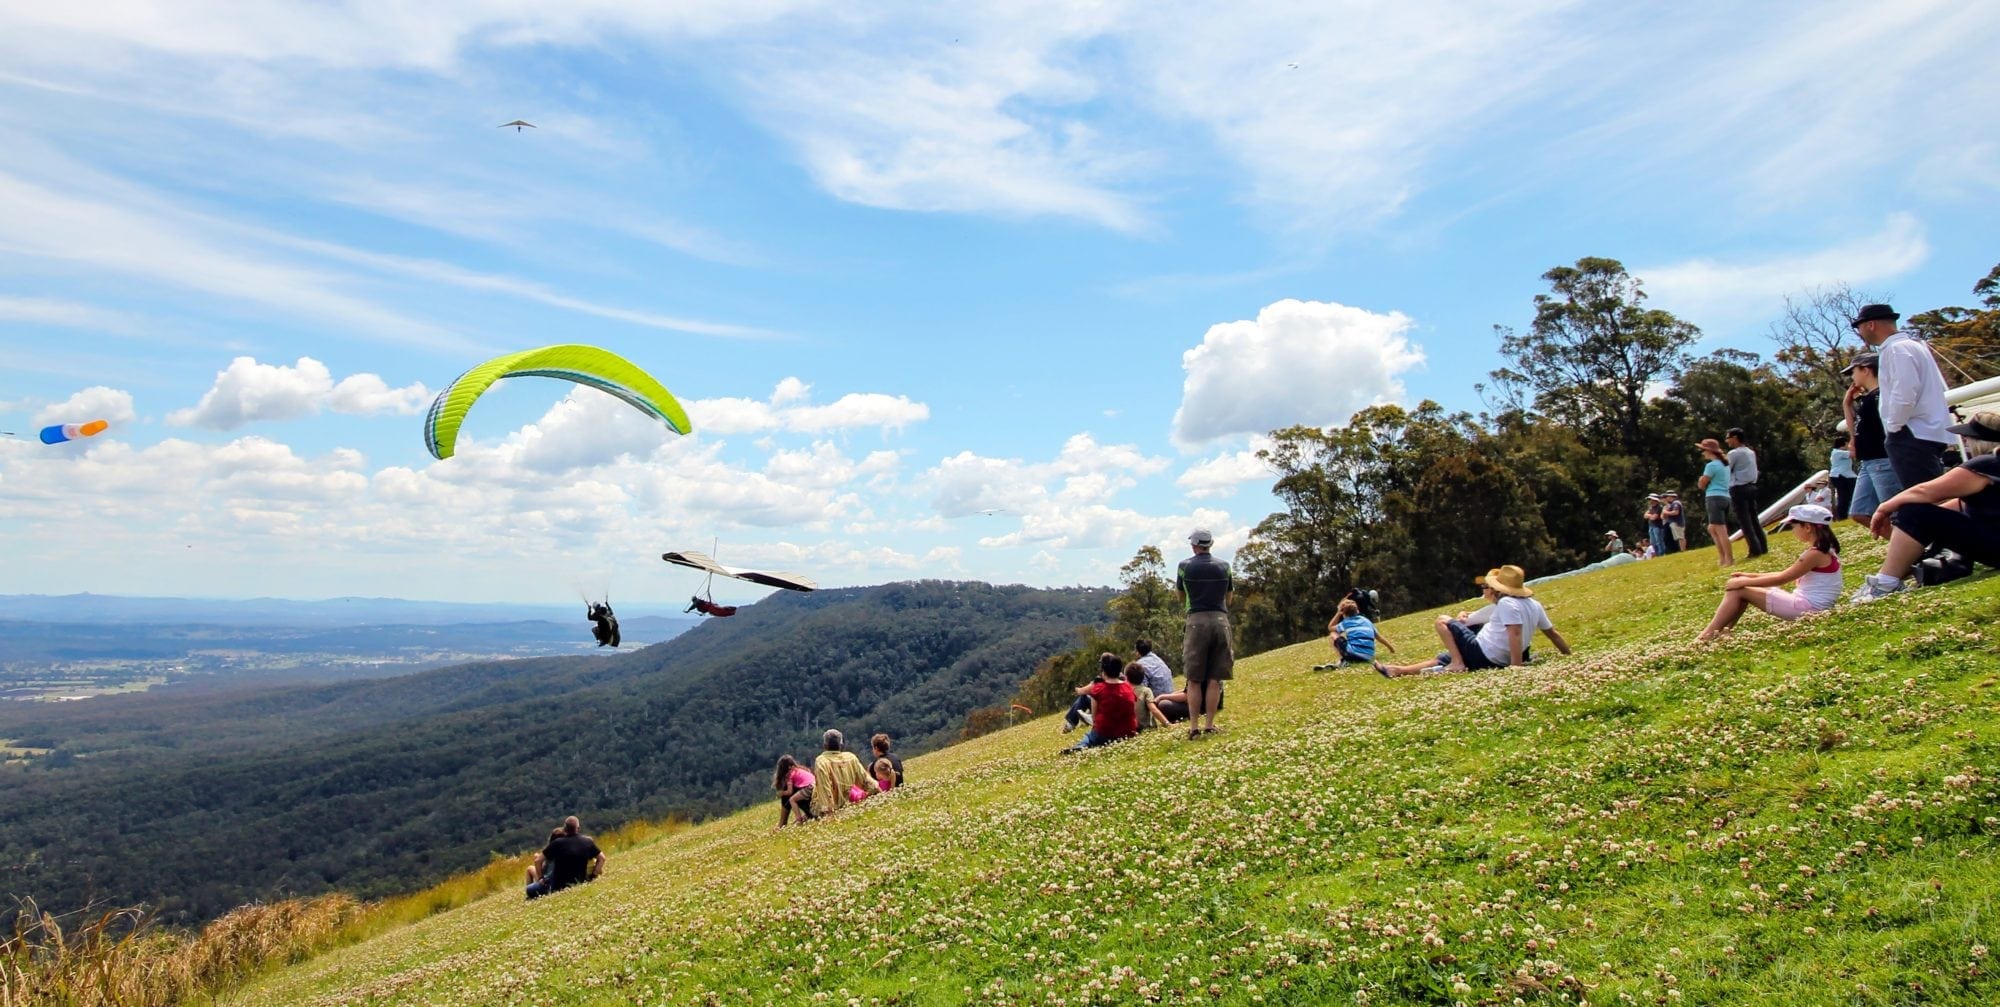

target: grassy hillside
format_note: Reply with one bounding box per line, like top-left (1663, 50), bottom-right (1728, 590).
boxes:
top-left (1, 582), bottom-right (1108, 925)
top-left (234, 541), bottom-right (2000, 1006)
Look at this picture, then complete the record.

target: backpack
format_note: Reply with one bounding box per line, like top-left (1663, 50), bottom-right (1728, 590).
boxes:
top-left (1344, 588), bottom-right (1381, 622)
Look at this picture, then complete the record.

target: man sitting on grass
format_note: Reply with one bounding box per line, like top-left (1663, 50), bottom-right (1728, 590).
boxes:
top-left (1375, 566), bottom-right (1569, 677)
top-left (528, 816), bottom-right (604, 899)
top-left (1851, 411), bottom-right (2000, 601)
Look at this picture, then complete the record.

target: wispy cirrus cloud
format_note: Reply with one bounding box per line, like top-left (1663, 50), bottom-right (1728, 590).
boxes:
top-left (1638, 214), bottom-right (1929, 328)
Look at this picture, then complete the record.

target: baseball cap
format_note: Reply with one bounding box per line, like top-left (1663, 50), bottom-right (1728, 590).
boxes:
top-left (1841, 351), bottom-right (1879, 375)
top-left (1785, 503), bottom-right (1833, 525)
top-left (1188, 528), bottom-right (1214, 546)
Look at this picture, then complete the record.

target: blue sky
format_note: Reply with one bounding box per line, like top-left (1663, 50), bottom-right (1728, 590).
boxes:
top-left (2, 1), bottom-right (1996, 604)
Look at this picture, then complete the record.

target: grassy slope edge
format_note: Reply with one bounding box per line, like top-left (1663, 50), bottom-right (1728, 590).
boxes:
top-left (234, 539), bottom-right (2000, 1007)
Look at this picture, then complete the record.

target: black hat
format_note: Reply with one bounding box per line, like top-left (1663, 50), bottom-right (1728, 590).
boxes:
top-left (1946, 416), bottom-right (2000, 441)
top-left (1841, 351), bottom-right (1880, 375)
top-left (1850, 303), bottom-right (1899, 327)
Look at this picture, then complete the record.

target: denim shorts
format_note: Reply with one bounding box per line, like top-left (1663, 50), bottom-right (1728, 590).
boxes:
top-left (1848, 457), bottom-right (1901, 519)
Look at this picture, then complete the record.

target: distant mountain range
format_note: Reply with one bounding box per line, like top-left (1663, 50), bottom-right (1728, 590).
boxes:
top-left (0, 593), bottom-right (700, 627)
top-left (0, 580), bottom-right (1112, 925)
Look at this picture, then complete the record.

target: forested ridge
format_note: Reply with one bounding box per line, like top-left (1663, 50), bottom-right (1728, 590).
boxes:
top-left (0, 581), bottom-right (1109, 925)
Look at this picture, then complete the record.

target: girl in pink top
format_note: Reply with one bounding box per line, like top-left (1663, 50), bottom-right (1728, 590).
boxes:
top-left (1696, 504), bottom-right (1844, 642)
top-left (871, 758), bottom-right (897, 793)
top-left (773, 755), bottom-right (817, 827)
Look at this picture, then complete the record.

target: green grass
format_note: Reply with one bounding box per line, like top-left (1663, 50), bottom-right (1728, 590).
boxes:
top-left (231, 540), bottom-right (2000, 1006)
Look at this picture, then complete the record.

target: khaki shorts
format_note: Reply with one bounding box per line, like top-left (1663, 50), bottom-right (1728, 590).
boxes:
top-left (1183, 611), bottom-right (1235, 683)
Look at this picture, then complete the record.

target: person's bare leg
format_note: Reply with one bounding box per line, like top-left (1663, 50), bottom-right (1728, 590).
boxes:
top-left (1375, 658), bottom-right (1433, 677)
top-left (1430, 618), bottom-right (1463, 670)
top-left (1186, 678), bottom-right (1208, 737)
top-left (1435, 620), bottom-right (1470, 672)
top-left (1697, 589), bottom-right (1748, 641)
top-left (1200, 680), bottom-right (1223, 731)
top-left (1880, 529), bottom-right (1924, 580)
top-left (1708, 524), bottom-right (1734, 567)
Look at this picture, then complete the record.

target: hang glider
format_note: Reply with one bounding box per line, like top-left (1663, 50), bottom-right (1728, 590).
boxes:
top-left (660, 551), bottom-right (816, 593)
top-left (500, 120), bottom-right (536, 131)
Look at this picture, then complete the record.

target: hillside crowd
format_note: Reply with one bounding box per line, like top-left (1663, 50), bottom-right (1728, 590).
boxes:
top-left (528, 304), bottom-right (2000, 893)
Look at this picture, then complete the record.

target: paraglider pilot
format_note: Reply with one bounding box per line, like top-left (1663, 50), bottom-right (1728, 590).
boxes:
top-left (587, 602), bottom-right (620, 647)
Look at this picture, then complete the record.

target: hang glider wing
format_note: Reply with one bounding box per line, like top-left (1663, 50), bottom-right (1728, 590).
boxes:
top-left (660, 551), bottom-right (816, 592)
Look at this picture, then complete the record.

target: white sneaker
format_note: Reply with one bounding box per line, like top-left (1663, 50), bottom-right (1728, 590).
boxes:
top-left (1849, 574), bottom-right (1906, 603)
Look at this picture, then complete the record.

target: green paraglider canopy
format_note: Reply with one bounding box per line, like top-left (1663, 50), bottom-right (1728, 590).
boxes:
top-left (423, 344), bottom-right (691, 460)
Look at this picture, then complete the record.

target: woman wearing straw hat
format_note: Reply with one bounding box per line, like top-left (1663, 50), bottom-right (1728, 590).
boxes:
top-left (1694, 503), bottom-right (1843, 642)
top-left (1375, 566), bottom-right (1566, 676)
top-left (1696, 438), bottom-right (1736, 568)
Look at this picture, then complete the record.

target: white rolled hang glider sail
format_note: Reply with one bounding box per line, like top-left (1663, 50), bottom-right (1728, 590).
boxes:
top-left (660, 551), bottom-right (817, 593)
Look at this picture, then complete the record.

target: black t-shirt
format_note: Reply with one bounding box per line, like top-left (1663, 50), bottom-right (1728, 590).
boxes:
top-left (541, 834), bottom-right (601, 887)
top-left (1853, 389), bottom-right (1887, 460)
top-left (1959, 454), bottom-right (2000, 523)
top-left (1663, 500), bottom-right (1685, 525)
top-left (1176, 553), bottom-right (1233, 613)
top-left (872, 752), bottom-right (904, 786)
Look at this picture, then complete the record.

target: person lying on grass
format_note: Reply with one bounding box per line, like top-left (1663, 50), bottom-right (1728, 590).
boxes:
top-left (1694, 503), bottom-right (1843, 642)
top-left (1375, 565), bottom-right (1568, 677)
top-left (1850, 412), bottom-right (2000, 602)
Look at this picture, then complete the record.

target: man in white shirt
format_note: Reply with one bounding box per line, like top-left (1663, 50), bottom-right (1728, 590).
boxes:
top-left (1375, 566), bottom-right (1569, 676)
top-left (1853, 302), bottom-right (1951, 489)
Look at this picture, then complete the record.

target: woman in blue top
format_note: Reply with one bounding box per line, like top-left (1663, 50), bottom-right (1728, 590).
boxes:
top-left (1696, 438), bottom-right (1736, 567)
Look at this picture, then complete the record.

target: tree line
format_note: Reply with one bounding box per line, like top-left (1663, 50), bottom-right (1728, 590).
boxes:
top-left (1002, 256), bottom-right (2000, 684)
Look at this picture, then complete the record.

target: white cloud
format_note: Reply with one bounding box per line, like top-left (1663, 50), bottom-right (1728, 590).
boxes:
top-left (1176, 435), bottom-right (1276, 499)
top-left (168, 356), bottom-right (429, 429)
top-left (1637, 214), bottom-right (1930, 327)
top-left (325, 373), bottom-right (433, 416)
top-left (0, 169), bottom-right (464, 350)
top-left (1171, 299), bottom-right (1424, 448)
top-left (925, 432), bottom-right (1169, 520)
top-left (687, 380), bottom-right (931, 436)
top-left (31, 386), bottom-right (137, 428)
top-left (0, 295), bottom-right (135, 332)
top-left (785, 393), bottom-right (929, 433)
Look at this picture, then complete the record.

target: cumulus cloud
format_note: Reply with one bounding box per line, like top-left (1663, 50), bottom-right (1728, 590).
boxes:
top-left (926, 432), bottom-right (1168, 519)
top-left (687, 379), bottom-right (930, 436)
top-left (167, 356), bottom-right (429, 430)
top-left (31, 386), bottom-right (137, 428)
top-left (1176, 435), bottom-right (1277, 499)
top-left (1171, 299), bottom-right (1424, 449)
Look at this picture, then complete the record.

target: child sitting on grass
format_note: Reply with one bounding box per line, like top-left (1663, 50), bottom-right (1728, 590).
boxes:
top-left (1694, 503), bottom-right (1842, 642)
top-left (872, 757), bottom-right (897, 794)
top-left (1313, 597), bottom-right (1395, 670)
top-left (1124, 662), bottom-right (1168, 731)
top-left (774, 754), bottom-right (815, 827)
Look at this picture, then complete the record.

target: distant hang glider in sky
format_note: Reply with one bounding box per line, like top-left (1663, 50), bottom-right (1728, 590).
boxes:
top-left (499, 120), bottom-right (535, 131)
top-left (661, 551), bottom-right (817, 593)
